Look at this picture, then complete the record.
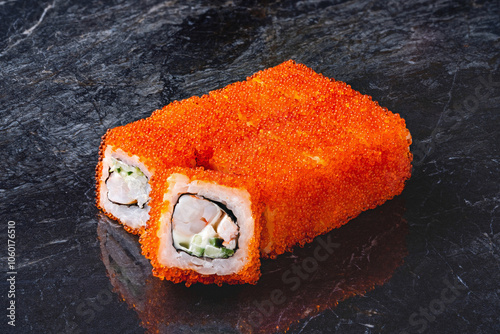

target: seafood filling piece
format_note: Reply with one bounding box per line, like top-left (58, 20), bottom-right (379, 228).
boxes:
top-left (106, 158), bottom-right (149, 208)
top-left (171, 194), bottom-right (239, 259)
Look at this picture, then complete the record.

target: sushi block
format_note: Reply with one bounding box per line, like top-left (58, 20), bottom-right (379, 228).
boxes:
top-left (96, 60), bottom-right (412, 284)
top-left (141, 167), bottom-right (264, 285)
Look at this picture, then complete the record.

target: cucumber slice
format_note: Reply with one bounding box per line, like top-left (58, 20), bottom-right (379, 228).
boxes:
top-left (221, 247), bottom-right (234, 257)
top-left (188, 244), bottom-right (204, 257)
top-left (204, 245), bottom-right (235, 258)
top-left (109, 158), bottom-right (146, 178)
top-left (209, 237), bottom-right (224, 248)
top-left (204, 245), bottom-right (226, 258)
top-left (191, 234), bottom-right (203, 246)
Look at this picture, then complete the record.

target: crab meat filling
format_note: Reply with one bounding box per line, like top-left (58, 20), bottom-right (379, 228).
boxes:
top-left (172, 194), bottom-right (239, 259)
top-left (106, 158), bottom-right (149, 208)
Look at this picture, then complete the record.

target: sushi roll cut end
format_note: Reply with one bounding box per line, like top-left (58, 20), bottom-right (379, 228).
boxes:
top-left (142, 169), bottom-right (262, 286)
top-left (96, 144), bottom-right (153, 234)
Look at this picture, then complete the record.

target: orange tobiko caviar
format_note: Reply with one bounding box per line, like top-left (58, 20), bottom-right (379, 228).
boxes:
top-left (96, 60), bottom-right (412, 284)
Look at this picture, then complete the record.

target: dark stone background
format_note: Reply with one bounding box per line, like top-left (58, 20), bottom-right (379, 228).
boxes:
top-left (1, 0), bottom-right (499, 333)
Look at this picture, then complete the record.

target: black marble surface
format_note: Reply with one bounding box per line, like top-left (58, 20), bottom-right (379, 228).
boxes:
top-left (1, 1), bottom-right (499, 333)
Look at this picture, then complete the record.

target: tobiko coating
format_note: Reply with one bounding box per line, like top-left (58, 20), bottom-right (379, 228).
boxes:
top-left (96, 60), bottom-right (412, 285)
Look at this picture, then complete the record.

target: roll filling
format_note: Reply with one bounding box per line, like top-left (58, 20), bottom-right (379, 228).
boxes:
top-left (106, 158), bottom-right (149, 208)
top-left (171, 194), bottom-right (238, 259)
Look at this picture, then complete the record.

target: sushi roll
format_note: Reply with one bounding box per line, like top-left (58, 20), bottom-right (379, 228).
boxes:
top-left (97, 59), bottom-right (412, 266)
top-left (141, 167), bottom-right (264, 285)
